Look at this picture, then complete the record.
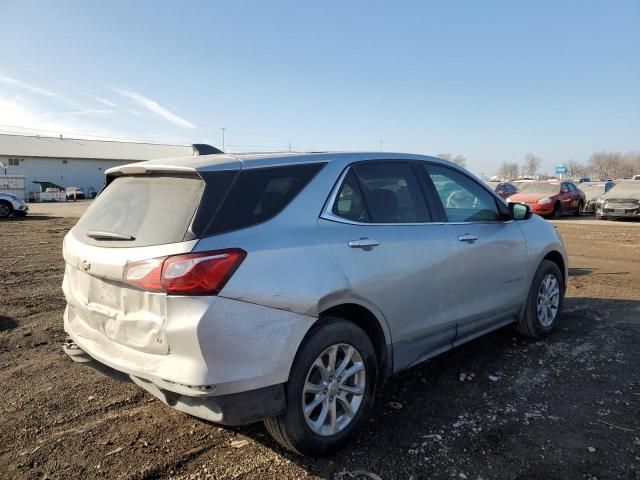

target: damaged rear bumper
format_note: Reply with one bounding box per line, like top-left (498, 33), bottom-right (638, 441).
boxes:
top-left (62, 338), bottom-right (286, 426)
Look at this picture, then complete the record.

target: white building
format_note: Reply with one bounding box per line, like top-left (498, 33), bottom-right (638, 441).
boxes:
top-left (0, 134), bottom-right (219, 198)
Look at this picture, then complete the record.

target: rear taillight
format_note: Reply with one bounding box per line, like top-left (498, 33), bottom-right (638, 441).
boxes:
top-left (123, 249), bottom-right (246, 295)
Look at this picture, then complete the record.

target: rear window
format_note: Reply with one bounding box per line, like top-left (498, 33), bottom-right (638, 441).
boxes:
top-left (205, 163), bottom-right (325, 235)
top-left (73, 174), bottom-right (204, 248)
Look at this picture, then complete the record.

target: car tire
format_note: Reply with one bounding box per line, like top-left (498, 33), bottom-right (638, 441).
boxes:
top-left (551, 202), bottom-right (561, 219)
top-left (574, 202), bottom-right (584, 216)
top-left (596, 214), bottom-right (606, 220)
top-left (264, 317), bottom-right (378, 456)
top-left (514, 260), bottom-right (564, 338)
top-left (0, 201), bottom-right (13, 218)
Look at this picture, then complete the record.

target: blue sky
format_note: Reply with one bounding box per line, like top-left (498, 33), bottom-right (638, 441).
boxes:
top-left (0, 0), bottom-right (638, 175)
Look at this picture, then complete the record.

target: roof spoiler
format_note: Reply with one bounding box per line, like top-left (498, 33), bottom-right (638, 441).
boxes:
top-left (192, 144), bottom-right (224, 155)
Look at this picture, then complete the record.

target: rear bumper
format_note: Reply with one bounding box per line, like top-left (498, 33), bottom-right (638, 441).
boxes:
top-left (63, 293), bottom-right (316, 397)
top-left (584, 201), bottom-right (596, 213)
top-left (63, 338), bottom-right (285, 425)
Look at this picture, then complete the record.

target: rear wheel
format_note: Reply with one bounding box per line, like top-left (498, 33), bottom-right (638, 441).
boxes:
top-left (574, 202), bottom-right (584, 216)
top-left (515, 260), bottom-right (564, 338)
top-left (264, 318), bottom-right (377, 456)
top-left (0, 201), bottom-right (12, 218)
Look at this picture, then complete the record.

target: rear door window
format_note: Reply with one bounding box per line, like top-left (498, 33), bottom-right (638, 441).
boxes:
top-left (73, 174), bottom-right (205, 247)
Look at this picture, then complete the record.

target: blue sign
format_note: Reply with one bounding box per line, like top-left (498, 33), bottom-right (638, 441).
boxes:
top-left (555, 165), bottom-right (568, 174)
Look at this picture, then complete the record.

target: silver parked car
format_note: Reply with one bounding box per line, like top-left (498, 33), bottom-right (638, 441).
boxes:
top-left (62, 152), bottom-right (568, 455)
top-left (595, 181), bottom-right (640, 220)
top-left (578, 181), bottom-right (615, 214)
top-left (0, 192), bottom-right (29, 218)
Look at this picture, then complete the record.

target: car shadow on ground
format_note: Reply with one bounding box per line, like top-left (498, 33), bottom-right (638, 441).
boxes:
top-left (569, 267), bottom-right (593, 276)
top-left (569, 267), bottom-right (629, 277)
top-left (0, 315), bottom-right (18, 332)
top-left (1, 215), bottom-right (60, 221)
top-left (229, 296), bottom-right (640, 479)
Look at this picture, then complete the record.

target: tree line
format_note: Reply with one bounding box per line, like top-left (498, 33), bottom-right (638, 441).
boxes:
top-left (497, 151), bottom-right (640, 181)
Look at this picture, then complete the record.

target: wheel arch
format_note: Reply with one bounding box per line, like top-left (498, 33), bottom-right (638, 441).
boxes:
top-left (316, 302), bottom-right (393, 381)
top-left (542, 250), bottom-right (567, 291)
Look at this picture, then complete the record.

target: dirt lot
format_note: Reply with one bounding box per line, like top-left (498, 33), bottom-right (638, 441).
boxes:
top-left (1, 213), bottom-right (639, 480)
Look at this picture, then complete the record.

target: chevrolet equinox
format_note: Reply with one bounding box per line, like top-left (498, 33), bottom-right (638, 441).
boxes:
top-left (62, 152), bottom-right (567, 455)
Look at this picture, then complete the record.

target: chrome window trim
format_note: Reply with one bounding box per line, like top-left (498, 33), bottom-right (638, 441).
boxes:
top-left (320, 164), bottom-right (514, 227)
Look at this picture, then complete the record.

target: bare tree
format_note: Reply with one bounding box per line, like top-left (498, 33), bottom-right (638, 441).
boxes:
top-left (588, 151), bottom-right (640, 179)
top-left (498, 161), bottom-right (519, 180)
top-left (589, 151), bottom-right (622, 179)
top-left (437, 153), bottom-right (467, 168)
top-left (523, 153), bottom-right (542, 177)
top-left (623, 151), bottom-right (640, 176)
top-left (566, 160), bottom-right (585, 178)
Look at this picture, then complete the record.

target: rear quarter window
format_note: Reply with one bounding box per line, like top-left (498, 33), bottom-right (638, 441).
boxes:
top-left (205, 163), bottom-right (325, 235)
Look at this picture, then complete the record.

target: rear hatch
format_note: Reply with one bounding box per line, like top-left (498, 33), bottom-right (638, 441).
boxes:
top-left (63, 160), bottom-right (325, 355)
top-left (63, 172), bottom-right (210, 355)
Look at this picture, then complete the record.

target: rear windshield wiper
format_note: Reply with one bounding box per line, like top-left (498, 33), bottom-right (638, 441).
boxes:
top-left (86, 230), bottom-right (136, 241)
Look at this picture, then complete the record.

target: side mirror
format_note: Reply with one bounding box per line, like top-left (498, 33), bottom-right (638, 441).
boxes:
top-left (509, 202), bottom-right (532, 220)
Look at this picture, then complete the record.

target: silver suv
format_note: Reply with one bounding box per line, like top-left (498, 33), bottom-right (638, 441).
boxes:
top-left (62, 152), bottom-right (567, 455)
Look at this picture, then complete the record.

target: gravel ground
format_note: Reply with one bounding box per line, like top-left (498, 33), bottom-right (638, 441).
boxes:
top-left (0, 215), bottom-right (639, 480)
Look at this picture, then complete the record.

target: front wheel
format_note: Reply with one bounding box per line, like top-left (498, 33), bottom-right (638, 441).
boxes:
top-left (515, 260), bottom-right (564, 338)
top-left (551, 202), bottom-right (561, 219)
top-left (574, 202), bottom-right (584, 216)
top-left (264, 318), bottom-right (377, 456)
top-left (0, 201), bottom-right (12, 218)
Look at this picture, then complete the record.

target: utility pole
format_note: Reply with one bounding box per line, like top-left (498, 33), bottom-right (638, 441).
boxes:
top-left (221, 127), bottom-right (226, 151)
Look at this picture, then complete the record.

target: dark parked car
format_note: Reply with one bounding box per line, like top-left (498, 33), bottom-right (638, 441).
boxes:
top-left (508, 181), bottom-right (585, 218)
top-left (485, 181), bottom-right (519, 199)
top-left (578, 182), bottom-right (615, 214)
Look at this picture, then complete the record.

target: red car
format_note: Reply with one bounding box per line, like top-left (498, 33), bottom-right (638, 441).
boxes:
top-left (508, 181), bottom-right (585, 218)
top-left (486, 181), bottom-right (519, 199)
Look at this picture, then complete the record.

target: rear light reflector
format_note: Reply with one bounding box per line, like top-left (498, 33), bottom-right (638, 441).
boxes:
top-left (123, 249), bottom-right (246, 295)
top-left (122, 257), bottom-right (166, 292)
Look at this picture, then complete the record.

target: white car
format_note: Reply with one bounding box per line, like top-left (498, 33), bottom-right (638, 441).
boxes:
top-left (0, 192), bottom-right (29, 218)
top-left (633, 175), bottom-right (640, 181)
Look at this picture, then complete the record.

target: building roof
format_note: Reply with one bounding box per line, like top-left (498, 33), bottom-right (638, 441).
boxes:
top-left (0, 133), bottom-right (198, 161)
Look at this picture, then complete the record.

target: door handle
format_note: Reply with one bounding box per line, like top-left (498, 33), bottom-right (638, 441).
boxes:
top-left (348, 238), bottom-right (380, 249)
top-left (457, 233), bottom-right (479, 244)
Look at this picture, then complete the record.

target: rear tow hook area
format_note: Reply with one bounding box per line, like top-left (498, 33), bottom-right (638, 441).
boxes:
top-left (62, 337), bottom-right (133, 383)
top-left (62, 337), bottom-right (93, 363)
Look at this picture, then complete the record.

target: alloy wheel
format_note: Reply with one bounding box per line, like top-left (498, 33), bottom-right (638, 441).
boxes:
top-left (0, 204), bottom-right (10, 218)
top-left (537, 273), bottom-right (560, 327)
top-left (302, 343), bottom-right (366, 436)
